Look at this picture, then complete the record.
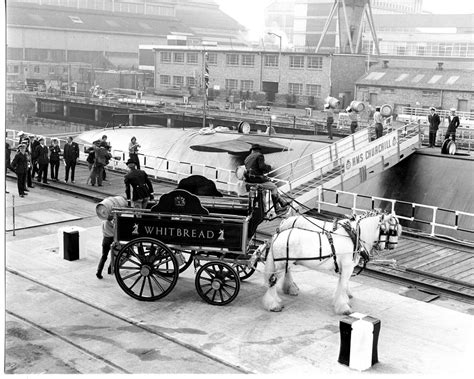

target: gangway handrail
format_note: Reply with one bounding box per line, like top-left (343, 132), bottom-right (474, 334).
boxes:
top-left (314, 187), bottom-right (474, 243)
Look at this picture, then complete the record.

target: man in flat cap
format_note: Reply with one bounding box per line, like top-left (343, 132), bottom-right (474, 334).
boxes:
top-left (427, 107), bottom-right (440, 148)
top-left (244, 144), bottom-right (288, 214)
top-left (11, 144), bottom-right (28, 197)
top-left (124, 158), bottom-right (154, 209)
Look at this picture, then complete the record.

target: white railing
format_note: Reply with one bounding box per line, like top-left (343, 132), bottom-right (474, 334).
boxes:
top-left (271, 128), bottom-right (371, 191)
top-left (314, 187), bottom-right (474, 244)
top-left (6, 129), bottom-right (239, 193)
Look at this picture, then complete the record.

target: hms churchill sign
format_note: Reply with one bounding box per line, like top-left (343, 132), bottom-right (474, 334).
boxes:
top-left (116, 216), bottom-right (245, 250)
top-left (345, 134), bottom-right (398, 171)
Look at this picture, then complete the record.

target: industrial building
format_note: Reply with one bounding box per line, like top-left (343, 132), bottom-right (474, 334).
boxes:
top-left (148, 45), bottom-right (367, 109)
top-left (6, 0), bottom-right (248, 88)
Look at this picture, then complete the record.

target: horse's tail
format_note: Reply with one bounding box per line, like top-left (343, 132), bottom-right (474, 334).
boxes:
top-left (264, 238), bottom-right (276, 287)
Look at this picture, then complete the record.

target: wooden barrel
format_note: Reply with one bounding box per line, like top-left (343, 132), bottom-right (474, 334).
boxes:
top-left (380, 104), bottom-right (393, 117)
top-left (96, 196), bottom-right (128, 220)
top-left (350, 101), bottom-right (365, 113)
top-left (325, 96), bottom-right (340, 109)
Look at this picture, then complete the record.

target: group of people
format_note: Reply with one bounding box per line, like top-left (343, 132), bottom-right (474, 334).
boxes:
top-left (86, 135), bottom-right (112, 186)
top-left (428, 107), bottom-right (460, 147)
top-left (8, 132), bottom-right (80, 197)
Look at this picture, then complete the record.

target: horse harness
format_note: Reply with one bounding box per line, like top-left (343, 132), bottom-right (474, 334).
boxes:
top-left (274, 218), bottom-right (367, 275)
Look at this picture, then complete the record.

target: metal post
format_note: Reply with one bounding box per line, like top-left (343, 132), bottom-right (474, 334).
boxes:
top-left (202, 50), bottom-right (207, 129)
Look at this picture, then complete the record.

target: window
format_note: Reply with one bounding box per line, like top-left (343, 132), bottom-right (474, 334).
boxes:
top-left (160, 52), bottom-right (171, 63)
top-left (307, 56), bottom-right (322, 69)
top-left (207, 53), bottom-right (217, 65)
top-left (428, 75), bottom-right (442, 84)
top-left (412, 74), bottom-right (424, 83)
top-left (289, 55), bottom-right (304, 68)
top-left (241, 80), bottom-right (254, 91)
top-left (288, 83), bottom-right (303, 95)
top-left (186, 77), bottom-right (197, 87)
top-left (173, 76), bottom-right (184, 86)
top-left (68, 16), bottom-right (83, 24)
top-left (226, 54), bottom-right (239, 66)
top-left (225, 79), bottom-right (238, 90)
top-left (160, 75), bottom-right (171, 85)
top-left (34, 65), bottom-right (40, 73)
top-left (49, 66), bottom-right (55, 74)
top-left (264, 54), bottom-right (279, 67)
top-left (396, 46), bottom-right (406, 55)
top-left (187, 52), bottom-right (198, 64)
top-left (241, 54), bottom-right (255, 66)
top-left (417, 45), bottom-right (426, 56)
top-left (306, 84), bottom-right (321, 97)
top-left (395, 74), bottom-right (409, 82)
top-left (173, 52), bottom-right (184, 63)
top-left (422, 91), bottom-right (439, 97)
top-left (446, 76), bottom-right (459, 85)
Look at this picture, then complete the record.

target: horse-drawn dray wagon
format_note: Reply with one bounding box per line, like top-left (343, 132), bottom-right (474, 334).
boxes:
top-left (107, 185), bottom-right (273, 305)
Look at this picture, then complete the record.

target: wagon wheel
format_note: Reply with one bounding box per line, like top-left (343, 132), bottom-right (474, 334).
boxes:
top-left (232, 264), bottom-right (256, 281)
top-left (114, 237), bottom-right (179, 301)
top-left (195, 261), bottom-right (240, 305)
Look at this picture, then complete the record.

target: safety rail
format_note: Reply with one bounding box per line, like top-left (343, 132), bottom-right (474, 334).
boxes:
top-left (270, 127), bottom-right (371, 187)
top-left (313, 187), bottom-right (474, 244)
top-left (277, 122), bottom-right (421, 208)
top-left (6, 129), bottom-right (239, 193)
top-left (399, 106), bottom-right (474, 121)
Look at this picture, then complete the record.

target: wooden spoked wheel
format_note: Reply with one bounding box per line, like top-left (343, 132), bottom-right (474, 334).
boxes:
top-left (195, 261), bottom-right (240, 305)
top-left (114, 238), bottom-right (179, 301)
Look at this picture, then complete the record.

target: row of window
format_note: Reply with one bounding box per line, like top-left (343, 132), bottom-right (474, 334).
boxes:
top-left (159, 75), bottom-right (322, 96)
top-left (160, 52), bottom-right (323, 69)
top-left (7, 64), bottom-right (68, 74)
top-left (289, 83), bottom-right (321, 97)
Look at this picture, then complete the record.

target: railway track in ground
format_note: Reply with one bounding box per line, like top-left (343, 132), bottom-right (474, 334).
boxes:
top-left (5, 269), bottom-right (248, 374)
top-left (7, 174), bottom-right (473, 304)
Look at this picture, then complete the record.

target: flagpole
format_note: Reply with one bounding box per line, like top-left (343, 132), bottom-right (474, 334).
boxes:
top-left (202, 50), bottom-right (207, 128)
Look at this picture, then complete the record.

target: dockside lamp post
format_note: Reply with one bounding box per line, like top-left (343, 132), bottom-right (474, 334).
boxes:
top-left (267, 32), bottom-right (282, 86)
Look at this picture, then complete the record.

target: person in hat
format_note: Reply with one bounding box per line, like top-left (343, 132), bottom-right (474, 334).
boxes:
top-left (33, 137), bottom-right (49, 184)
top-left (101, 135), bottom-right (111, 181)
top-left (427, 107), bottom-right (440, 147)
top-left (49, 137), bottom-right (62, 181)
top-left (347, 107), bottom-right (358, 134)
top-left (63, 136), bottom-right (80, 183)
top-left (90, 140), bottom-right (112, 186)
top-left (10, 144), bottom-right (29, 197)
top-left (445, 108), bottom-right (460, 141)
top-left (244, 144), bottom-right (288, 214)
top-left (30, 135), bottom-right (40, 180)
top-left (373, 106), bottom-right (384, 139)
top-left (128, 136), bottom-right (141, 169)
top-left (323, 104), bottom-right (334, 140)
top-left (124, 158), bottom-right (154, 209)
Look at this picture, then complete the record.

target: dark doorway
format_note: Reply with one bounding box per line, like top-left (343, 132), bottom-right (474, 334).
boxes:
top-left (262, 81), bottom-right (278, 103)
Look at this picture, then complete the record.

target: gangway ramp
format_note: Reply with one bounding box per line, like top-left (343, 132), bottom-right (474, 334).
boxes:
top-left (273, 122), bottom-right (422, 209)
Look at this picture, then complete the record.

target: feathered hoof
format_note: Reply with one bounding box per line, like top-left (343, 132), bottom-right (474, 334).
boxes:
top-left (270, 304), bottom-right (284, 312)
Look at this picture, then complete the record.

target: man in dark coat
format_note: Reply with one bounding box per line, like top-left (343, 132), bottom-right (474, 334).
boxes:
top-left (33, 137), bottom-right (49, 184)
top-left (63, 136), bottom-right (80, 183)
top-left (10, 144), bottom-right (28, 197)
top-left (244, 144), bottom-right (288, 214)
top-left (91, 141), bottom-right (112, 186)
top-left (427, 107), bottom-right (441, 148)
top-left (124, 158), bottom-right (154, 209)
top-left (30, 136), bottom-right (40, 180)
top-left (445, 108), bottom-right (460, 141)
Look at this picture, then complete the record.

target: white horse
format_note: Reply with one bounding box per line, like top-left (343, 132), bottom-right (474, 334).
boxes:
top-left (262, 211), bottom-right (402, 314)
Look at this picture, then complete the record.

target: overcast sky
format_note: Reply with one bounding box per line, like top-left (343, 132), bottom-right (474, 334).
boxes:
top-left (217, 0), bottom-right (474, 36)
